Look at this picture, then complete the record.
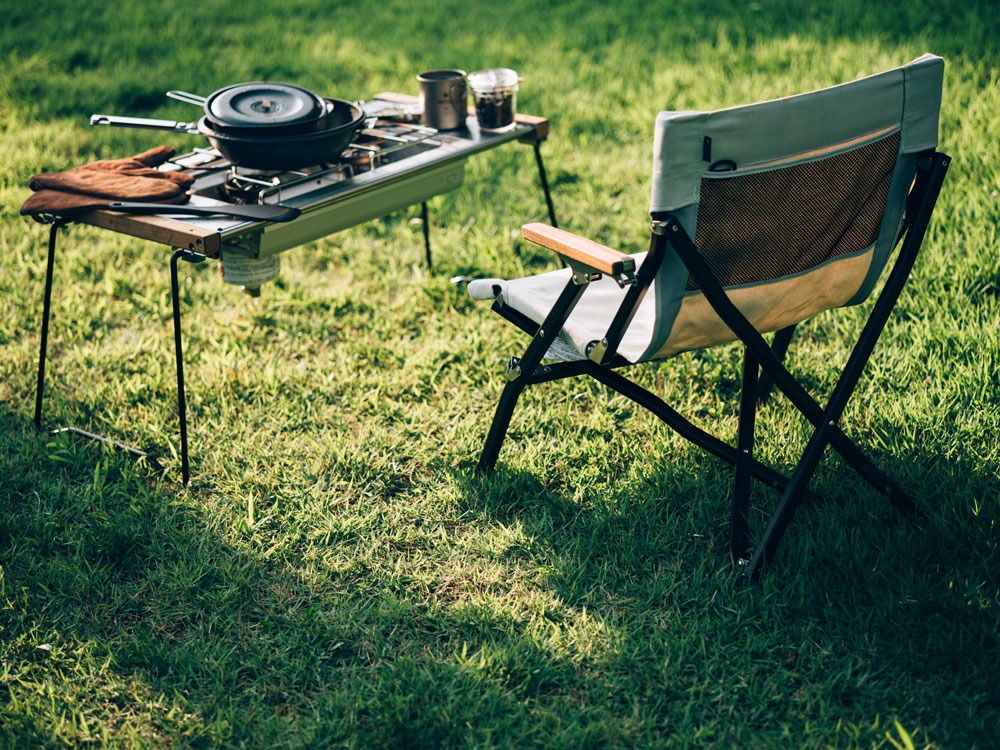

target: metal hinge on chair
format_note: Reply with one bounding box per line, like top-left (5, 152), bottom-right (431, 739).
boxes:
top-left (586, 338), bottom-right (609, 363)
top-left (505, 356), bottom-right (522, 381)
top-left (506, 355), bottom-right (554, 382)
top-left (569, 265), bottom-right (636, 289)
top-left (615, 270), bottom-right (638, 288)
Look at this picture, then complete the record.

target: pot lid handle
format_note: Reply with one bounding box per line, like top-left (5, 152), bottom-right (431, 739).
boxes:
top-left (166, 90), bottom-right (208, 106)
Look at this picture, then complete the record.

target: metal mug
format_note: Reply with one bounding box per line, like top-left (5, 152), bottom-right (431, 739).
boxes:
top-left (417, 69), bottom-right (468, 130)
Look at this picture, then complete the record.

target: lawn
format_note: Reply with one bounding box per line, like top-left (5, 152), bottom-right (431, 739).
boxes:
top-left (1, 0), bottom-right (998, 747)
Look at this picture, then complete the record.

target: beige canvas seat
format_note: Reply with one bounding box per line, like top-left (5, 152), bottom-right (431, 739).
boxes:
top-left (466, 54), bottom-right (950, 580)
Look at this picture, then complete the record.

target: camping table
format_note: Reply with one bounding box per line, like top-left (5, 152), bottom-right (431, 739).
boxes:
top-left (33, 96), bottom-right (557, 483)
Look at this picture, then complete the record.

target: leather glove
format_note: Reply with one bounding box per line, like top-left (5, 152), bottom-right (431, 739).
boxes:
top-left (20, 146), bottom-right (195, 216)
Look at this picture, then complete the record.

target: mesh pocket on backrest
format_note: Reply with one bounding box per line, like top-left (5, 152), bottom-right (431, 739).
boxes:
top-left (688, 131), bottom-right (900, 291)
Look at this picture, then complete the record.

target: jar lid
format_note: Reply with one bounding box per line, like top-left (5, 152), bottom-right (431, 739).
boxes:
top-left (468, 68), bottom-right (519, 91)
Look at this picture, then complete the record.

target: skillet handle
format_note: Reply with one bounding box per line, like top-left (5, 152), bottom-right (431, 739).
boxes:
top-left (90, 114), bottom-right (200, 135)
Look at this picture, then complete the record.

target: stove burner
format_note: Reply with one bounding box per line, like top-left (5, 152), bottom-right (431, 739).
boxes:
top-left (218, 172), bottom-right (279, 204)
top-left (215, 162), bottom-right (352, 205)
top-left (201, 122), bottom-right (449, 205)
top-left (340, 146), bottom-right (380, 172)
top-left (339, 124), bottom-right (443, 173)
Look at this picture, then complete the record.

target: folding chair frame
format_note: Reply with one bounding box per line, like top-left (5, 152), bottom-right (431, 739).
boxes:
top-left (477, 150), bottom-right (949, 581)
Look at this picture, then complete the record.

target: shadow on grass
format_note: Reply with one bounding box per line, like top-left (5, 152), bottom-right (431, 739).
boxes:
top-left (2, 394), bottom-right (998, 747)
top-left (0, 403), bottom-right (657, 745)
top-left (451, 422), bottom-right (1000, 746)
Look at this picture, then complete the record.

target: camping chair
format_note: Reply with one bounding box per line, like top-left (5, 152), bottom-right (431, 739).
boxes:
top-left (466, 54), bottom-right (950, 581)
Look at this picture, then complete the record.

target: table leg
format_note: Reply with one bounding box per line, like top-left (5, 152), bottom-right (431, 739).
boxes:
top-left (532, 142), bottom-right (558, 228)
top-left (420, 201), bottom-right (433, 270)
top-left (170, 248), bottom-right (206, 486)
top-left (34, 221), bottom-right (64, 429)
top-left (34, 221), bottom-right (166, 475)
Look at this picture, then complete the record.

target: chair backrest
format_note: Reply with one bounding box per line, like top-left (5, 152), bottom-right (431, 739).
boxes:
top-left (641, 54), bottom-right (944, 361)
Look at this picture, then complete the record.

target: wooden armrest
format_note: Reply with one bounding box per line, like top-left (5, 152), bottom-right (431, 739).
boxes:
top-left (521, 223), bottom-right (634, 277)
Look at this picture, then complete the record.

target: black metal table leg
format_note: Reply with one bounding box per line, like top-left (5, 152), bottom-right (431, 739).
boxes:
top-left (532, 142), bottom-right (558, 228)
top-left (34, 221), bottom-right (65, 429)
top-left (420, 201), bottom-right (432, 271)
top-left (170, 248), bottom-right (206, 486)
top-left (34, 220), bottom-right (167, 475)
top-left (420, 139), bottom-right (555, 273)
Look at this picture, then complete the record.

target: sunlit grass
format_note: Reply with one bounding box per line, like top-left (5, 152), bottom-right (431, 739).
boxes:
top-left (1, 0), bottom-right (998, 747)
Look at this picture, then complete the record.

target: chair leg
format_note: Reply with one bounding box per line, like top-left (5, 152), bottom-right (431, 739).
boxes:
top-left (477, 278), bottom-right (591, 473)
top-left (662, 218), bottom-right (913, 509)
top-left (585, 364), bottom-right (822, 504)
top-left (758, 342), bottom-right (914, 512)
top-left (739, 209), bottom-right (944, 580)
top-left (735, 316), bottom-right (916, 578)
top-left (477, 377), bottom-right (528, 473)
top-left (739, 413), bottom-right (837, 582)
top-left (731, 346), bottom-right (759, 563)
top-left (756, 325), bottom-right (795, 405)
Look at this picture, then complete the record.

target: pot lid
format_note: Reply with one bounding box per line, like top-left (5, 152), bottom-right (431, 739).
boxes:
top-left (206, 82), bottom-right (327, 128)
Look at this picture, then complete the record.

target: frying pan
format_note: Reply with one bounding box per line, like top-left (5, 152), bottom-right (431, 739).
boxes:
top-left (90, 98), bottom-right (367, 171)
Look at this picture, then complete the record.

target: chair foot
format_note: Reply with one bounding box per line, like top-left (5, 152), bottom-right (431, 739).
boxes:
top-left (477, 378), bottom-right (527, 475)
top-left (734, 562), bottom-right (754, 587)
top-left (884, 482), bottom-right (917, 515)
top-left (735, 570), bottom-right (759, 587)
top-left (475, 455), bottom-right (498, 475)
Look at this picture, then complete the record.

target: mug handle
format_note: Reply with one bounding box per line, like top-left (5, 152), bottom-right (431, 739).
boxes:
top-left (449, 79), bottom-right (467, 106)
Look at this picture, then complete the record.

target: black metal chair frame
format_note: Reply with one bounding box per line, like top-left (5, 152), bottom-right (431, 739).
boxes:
top-left (477, 150), bottom-right (950, 581)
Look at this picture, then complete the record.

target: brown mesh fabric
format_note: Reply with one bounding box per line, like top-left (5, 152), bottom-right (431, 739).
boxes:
top-left (688, 131), bottom-right (900, 291)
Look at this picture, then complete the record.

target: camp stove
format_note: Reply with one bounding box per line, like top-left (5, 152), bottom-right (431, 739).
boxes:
top-left (210, 122), bottom-right (446, 204)
top-left (149, 120), bottom-right (475, 288)
top-left (159, 120), bottom-right (465, 292)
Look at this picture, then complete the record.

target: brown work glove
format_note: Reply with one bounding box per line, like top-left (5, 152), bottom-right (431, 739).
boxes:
top-left (20, 146), bottom-right (195, 216)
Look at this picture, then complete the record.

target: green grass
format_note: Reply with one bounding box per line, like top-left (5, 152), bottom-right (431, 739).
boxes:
top-left (1, 0), bottom-right (999, 747)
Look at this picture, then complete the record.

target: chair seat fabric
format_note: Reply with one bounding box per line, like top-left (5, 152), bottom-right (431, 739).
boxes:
top-left (467, 241), bottom-right (876, 364)
top-left (468, 253), bottom-right (654, 362)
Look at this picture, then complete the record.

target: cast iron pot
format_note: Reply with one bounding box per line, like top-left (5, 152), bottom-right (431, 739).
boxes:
top-left (90, 98), bottom-right (367, 171)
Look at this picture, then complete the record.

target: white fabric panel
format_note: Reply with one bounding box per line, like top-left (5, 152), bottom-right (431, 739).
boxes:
top-left (649, 54), bottom-right (943, 214)
top-left (468, 254), bottom-right (656, 363)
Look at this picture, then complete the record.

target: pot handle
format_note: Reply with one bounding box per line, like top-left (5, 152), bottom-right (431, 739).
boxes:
top-left (166, 90), bottom-right (208, 106)
top-left (90, 114), bottom-right (200, 135)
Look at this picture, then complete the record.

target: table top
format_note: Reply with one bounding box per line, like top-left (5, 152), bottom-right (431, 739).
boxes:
top-left (67, 95), bottom-right (549, 257)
